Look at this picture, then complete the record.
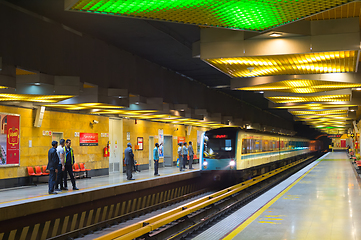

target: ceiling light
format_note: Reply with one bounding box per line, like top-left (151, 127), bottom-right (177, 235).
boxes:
top-left (34, 83), bottom-right (41, 86)
top-left (205, 51), bottom-right (358, 78)
top-left (67, 0), bottom-right (354, 31)
top-left (135, 102), bottom-right (139, 105)
top-left (269, 32), bottom-right (282, 37)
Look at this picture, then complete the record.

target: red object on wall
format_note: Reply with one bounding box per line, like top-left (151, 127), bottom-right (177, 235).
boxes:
top-left (80, 133), bottom-right (98, 146)
top-left (103, 146), bottom-right (110, 157)
top-left (355, 141), bottom-right (359, 150)
top-left (341, 139), bottom-right (346, 148)
top-left (178, 137), bottom-right (186, 144)
top-left (7, 115), bottom-right (20, 164)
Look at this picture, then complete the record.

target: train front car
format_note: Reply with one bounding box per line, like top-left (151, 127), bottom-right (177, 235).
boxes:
top-left (201, 128), bottom-right (238, 171)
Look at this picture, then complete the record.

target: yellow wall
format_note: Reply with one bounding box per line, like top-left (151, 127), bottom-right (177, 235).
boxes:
top-left (122, 119), bottom-right (208, 165)
top-left (0, 106), bottom-right (109, 180)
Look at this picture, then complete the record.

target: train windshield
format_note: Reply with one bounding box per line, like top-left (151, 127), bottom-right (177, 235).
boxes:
top-left (203, 133), bottom-right (236, 159)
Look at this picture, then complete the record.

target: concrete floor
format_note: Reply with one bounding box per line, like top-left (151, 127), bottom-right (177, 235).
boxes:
top-left (0, 163), bottom-right (199, 208)
top-left (196, 152), bottom-right (361, 240)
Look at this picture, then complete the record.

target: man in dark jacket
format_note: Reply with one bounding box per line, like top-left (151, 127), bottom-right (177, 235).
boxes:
top-left (48, 141), bottom-right (59, 194)
top-left (124, 142), bottom-right (135, 180)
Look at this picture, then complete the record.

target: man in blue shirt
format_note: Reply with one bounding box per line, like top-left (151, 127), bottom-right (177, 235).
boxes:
top-left (153, 143), bottom-right (160, 176)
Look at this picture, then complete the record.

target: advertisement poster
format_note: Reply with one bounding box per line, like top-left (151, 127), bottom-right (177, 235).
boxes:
top-left (137, 137), bottom-right (143, 150)
top-left (0, 114), bottom-right (20, 165)
top-left (79, 133), bottom-right (98, 146)
top-left (158, 129), bottom-right (164, 158)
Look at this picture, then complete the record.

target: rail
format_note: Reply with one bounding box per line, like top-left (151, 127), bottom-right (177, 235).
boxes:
top-left (97, 156), bottom-right (314, 240)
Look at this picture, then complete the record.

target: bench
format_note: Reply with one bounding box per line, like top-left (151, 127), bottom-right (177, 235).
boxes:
top-left (27, 166), bottom-right (49, 185)
top-left (73, 163), bottom-right (91, 178)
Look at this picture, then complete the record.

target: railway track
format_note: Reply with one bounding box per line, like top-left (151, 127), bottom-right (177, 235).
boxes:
top-left (81, 153), bottom-right (322, 240)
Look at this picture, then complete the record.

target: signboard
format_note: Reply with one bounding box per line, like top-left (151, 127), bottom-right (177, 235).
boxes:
top-left (6, 115), bottom-right (20, 165)
top-left (79, 133), bottom-right (98, 146)
top-left (137, 137), bottom-right (143, 150)
top-left (178, 136), bottom-right (186, 144)
top-left (328, 134), bottom-right (342, 138)
top-left (158, 129), bottom-right (164, 158)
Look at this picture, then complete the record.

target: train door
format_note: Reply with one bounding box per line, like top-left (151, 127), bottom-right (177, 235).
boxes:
top-left (149, 136), bottom-right (154, 170)
top-left (109, 118), bottom-right (123, 173)
top-left (164, 136), bottom-right (173, 167)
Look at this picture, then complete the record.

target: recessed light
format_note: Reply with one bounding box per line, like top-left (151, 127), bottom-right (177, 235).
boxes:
top-left (34, 83), bottom-right (41, 86)
top-left (135, 102), bottom-right (139, 105)
top-left (269, 32), bottom-right (282, 37)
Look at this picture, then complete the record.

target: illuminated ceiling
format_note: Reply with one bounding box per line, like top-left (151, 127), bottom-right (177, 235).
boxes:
top-left (204, 51), bottom-right (358, 78)
top-left (45, 103), bottom-right (125, 110)
top-left (66, 0), bottom-right (352, 31)
top-left (0, 94), bottom-right (73, 103)
top-left (267, 94), bottom-right (350, 104)
top-left (289, 109), bottom-right (348, 116)
top-left (274, 103), bottom-right (357, 110)
top-left (16, 68), bottom-right (36, 75)
top-left (238, 79), bottom-right (361, 93)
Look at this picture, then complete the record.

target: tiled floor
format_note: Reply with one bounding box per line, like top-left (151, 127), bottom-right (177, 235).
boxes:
top-left (0, 163), bottom-right (199, 207)
top-left (196, 152), bottom-right (361, 240)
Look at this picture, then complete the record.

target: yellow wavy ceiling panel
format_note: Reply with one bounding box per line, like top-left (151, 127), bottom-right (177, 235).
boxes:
top-left (239, 79), bottom-right (361, 93)
top-left (267, 94), bottom-right (350, 104)
top-left (205, 51), bottom-right (358, 77)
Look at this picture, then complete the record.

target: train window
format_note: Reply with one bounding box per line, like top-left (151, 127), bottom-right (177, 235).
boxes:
top-left (203, 134), bottom-right (236, 159)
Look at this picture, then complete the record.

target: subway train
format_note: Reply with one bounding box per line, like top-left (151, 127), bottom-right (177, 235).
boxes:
top-left (200, 127), bottom-right (321, 171)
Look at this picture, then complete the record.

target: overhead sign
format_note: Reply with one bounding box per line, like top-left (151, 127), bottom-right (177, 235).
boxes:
top-left (79, 133), bottom-right (98, 146)
top-left (327, 134), bottom-right (342, 138)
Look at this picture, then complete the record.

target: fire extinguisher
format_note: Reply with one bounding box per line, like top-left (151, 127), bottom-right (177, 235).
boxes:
top-left (103, 141), bottom-right (110, 157)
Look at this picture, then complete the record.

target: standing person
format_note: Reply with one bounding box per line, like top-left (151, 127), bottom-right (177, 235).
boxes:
top-left (188, 141), bottom-right (194, 169)
top-left (124, 143), bottom-right (135, 180)
top-left (55, 139), bottom-right (66, 191)
top-left (47, 141), bottom-right (59, 194)
top-left (153, 143), bottom-right (160, 176)
top-left (178, 142), bottom-right (184, 171)
top-left (63, 139), bottom-right (79, 190)
top-left (182, 142), bottom-right (188, 170)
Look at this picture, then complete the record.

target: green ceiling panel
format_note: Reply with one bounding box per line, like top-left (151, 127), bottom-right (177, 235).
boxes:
top-left (67, 0), bottom-right (353, 31)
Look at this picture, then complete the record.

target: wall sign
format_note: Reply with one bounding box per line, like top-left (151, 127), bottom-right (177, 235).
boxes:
top-left (178, 136), bottom-right (185, 144)
top-left (158, 129), bottom-right (164, 158)
top-left (127, 132), bottom-right (130, 141)
top-left (79, 133), bottom-right (98, 146)
top-left (0, 114), bottom-right (20, 166)
top-left (137, 137), bottom-right (143, 150)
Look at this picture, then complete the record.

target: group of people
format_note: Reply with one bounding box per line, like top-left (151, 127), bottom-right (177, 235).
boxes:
top-left (124, 141), bottom-right (194, 180)
top-left (47, 139), bottom-right (79, 194)
top-left (178, 141), bottom-right (194, 171)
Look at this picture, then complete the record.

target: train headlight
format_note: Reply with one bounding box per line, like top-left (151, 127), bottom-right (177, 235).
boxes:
top-left (203, 161), bottom-right (208, 166)
top-left (230, 160), bottom-right (235, 166)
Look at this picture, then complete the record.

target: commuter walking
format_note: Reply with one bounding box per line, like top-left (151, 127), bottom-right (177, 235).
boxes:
top-left (124, 143), bottom-right (135, 180)
top-left (55, 139), bottom-right (65, 191)
top-left (63, 139), bottom-right (79, 190)
top-left (178, 142), bottom-right (184, 171)
top-left (182, 142), bottom-right (188, 169)
top-left (153, 143), bottom-right (160, 176)
top-left (47, 141), bottom-right (59, 194)
top-left (188, 141), bottom-right (194, 169)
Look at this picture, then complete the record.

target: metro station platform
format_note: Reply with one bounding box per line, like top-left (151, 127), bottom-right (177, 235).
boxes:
top-left (0, 163), bottom-right (200, 208)
top-left (195, 152), bottom-right (361, 240)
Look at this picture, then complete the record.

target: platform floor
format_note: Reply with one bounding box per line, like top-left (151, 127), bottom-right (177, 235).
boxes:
top-left (0, 163), bottom-right (199, 207)
top-left (196, 152), bottom-right (361, 240)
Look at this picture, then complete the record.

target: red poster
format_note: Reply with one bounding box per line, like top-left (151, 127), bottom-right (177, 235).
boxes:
top-left (178, 137), bottom-right (185, 144)
top-left (7, 115), bottom-right (20, 164)
top-left (80, 133), bottom-right (98, 146)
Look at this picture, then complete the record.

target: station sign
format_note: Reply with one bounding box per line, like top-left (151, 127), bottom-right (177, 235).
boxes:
top-left (79, 133), bottom-right (98, 146)
top-left (327, 134), bottom-right (342, 138)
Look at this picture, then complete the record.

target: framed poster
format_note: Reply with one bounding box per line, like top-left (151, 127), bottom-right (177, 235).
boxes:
top-left (0, 114), bottom-right (20, 166)
top-left (79, 133), bottom-right (98, 146)
top-left (137, 137), bottom-right (143, 150)
top-left (158, 129), bottom-right (164, 158)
